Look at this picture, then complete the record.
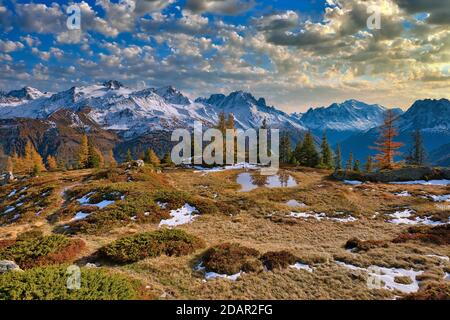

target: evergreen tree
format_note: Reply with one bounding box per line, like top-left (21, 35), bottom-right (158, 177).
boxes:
top-left (46, 155), bottom-right (58, 171)
top-left (87, 143), bottom-right (104, 168)
top-left (346, 152), bottom-right (353, 171)
top-left (27, 141), bottom-right (45, 174)
top-left (279, 133), bottom-right (291, 164)
top-left (406, 129), bottom-right (426, 166)
top-left (125, 149), bottom-right (133, 162)
top-left (334, 144), bottom-right (342, 170)
top-left (145, 148), bottom-right (160, 166)
top-left (297, 132), bottom-right (319, 167)
top-left (162, 152), bottom-right (173, 166)
top-left (353, 159), bottom-right (361, 172)
top-left (77, 134), bottom-right (89, 169)
top-left (365, 156), bottom-right (373, 173)
top-left (108, 149), bottom-right (117, 168)
top-left (293, 140), bottom-right (303, 164)
top-left (320, 133), bottom-right (333, 168)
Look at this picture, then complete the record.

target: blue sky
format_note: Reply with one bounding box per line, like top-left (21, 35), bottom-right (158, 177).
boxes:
top-left (0, 0), bottom-right (449, 112)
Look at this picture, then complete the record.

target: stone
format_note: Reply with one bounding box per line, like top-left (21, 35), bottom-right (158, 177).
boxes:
top-left (0, 260), bottom-right (22, 274)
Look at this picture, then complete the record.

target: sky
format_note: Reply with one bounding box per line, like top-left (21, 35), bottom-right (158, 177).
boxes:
top-left (0, 0), bottom-right (449, 113)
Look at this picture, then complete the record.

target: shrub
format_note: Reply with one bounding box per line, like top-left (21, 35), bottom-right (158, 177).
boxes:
top-left (401, 282), bottom-right (450, 300)
top-left (0, 234), bottom-right (85, 269)
top-left (100, 229), bottom-right (205, 263)
top-left (202, 243), bottom-right (262, 275)
top-left (345, 238), bottom-right (388, 252)
top-left (0, 265), bottom-right (140, 300)
top-left (393, 225), bottom-right (450, 245)
top-left (260, 251), bottom-right (298, 271)
top-left (153, 190), bottom-right (191, 210)
top-left (16, 229), bottom-right (44, 241)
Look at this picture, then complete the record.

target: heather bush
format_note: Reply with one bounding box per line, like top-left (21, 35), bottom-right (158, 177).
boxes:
top-left (100, 229), bottom-right (205, 263)
top-left (202, 243), bottom-right (262, 275)
top-left (0, 265), bottom-right (140, 300)
top-left (260, 251), bottom-right (298, 271)
top-left (0, 234), bottom-right (85, 269)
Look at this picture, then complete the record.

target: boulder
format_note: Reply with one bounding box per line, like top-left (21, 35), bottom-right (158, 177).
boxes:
top-left (0, 260), bottom-right (22, 274)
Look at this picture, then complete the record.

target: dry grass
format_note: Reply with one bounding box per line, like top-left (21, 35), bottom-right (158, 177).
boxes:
top-left (0, 165), bottom-right (449, 300)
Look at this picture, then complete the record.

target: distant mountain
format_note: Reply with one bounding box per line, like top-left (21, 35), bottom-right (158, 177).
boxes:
top-left (340, 99), bottom-right (450, 165)
top-left (297, 100), bottom-right (403, 145)
top-left (429, 142), bottom-right (450, 167)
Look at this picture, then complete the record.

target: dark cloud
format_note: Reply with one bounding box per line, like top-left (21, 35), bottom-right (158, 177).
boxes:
top-left (185, 0), bottom-right (255, 15)
top-left (395, 0), bottom-right (450, 25)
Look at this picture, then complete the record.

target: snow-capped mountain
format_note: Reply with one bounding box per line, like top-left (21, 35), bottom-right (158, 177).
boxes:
top-left (340, 98), bottom-right (450, 164)
top-left (0, 82), bottom-right (306, 139)
top-left (0, 86), bottom-right (51, 105)
top-left (297, 99), bottom-right (403, 145)
top-left (196, 91), bottom-right (306, 131)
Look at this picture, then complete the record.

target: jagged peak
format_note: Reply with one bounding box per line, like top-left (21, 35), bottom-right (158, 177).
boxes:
top-left (102, 80), bottom-right (124, 90)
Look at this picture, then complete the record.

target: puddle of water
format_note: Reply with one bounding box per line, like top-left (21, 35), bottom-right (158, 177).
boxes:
top-left (237, 172), bottom-right (297, 192)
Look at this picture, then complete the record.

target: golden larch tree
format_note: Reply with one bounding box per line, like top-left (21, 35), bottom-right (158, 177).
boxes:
top-left (371, 109), bottom-right (404, 170)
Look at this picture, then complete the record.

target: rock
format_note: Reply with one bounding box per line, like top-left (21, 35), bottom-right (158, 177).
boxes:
top-left (127, 160), bottom-right (145, 169)
top-left (0, 260), bottom-right (22, 274)
top-left (85, 263), bottom-right (99, 268)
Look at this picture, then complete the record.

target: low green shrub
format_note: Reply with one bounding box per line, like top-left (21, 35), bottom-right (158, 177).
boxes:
top-left (100, 229), bottom-right (205, 263)
top-left (0, 265), bottom-right (140, 300)
top-left (202, 243), bottom-right (262, 275)
top-left (0, 234), bottom-right (85, 269)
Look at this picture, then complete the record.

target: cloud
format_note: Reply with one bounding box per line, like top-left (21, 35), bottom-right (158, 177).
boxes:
top-left (0, 40), bottom-right (25, 53)
top-left (394, 0), bottom-right (450, 25)
top-left (185, 0), bottom-right (255, 15)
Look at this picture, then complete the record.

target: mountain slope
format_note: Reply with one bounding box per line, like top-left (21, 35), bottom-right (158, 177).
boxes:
top-left (298, 100), bottom-right (403, 145)
top-left (340, 99), bottom-right (450, 165)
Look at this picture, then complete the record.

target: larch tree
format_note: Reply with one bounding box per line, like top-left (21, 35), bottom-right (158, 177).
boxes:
top-left (108, 149), bottom-right (117, 167)
top-left (77, 134), bottom-right (89, 169)
top-left (371, 109), bottom-right (404, 170)
top-left (406, 129), bottom-right (426, 166)
top-left (125, 149), bottom-right (133, 162)
top-left (145, 148), bottom-right (160, 166)
top-left (46, 155), bottom-right (58, 171)
top-left (87, 143), bottom-right (104, 168)
top-left (346, 152), bottom-right (353, 171)
top-left (162, 152), bottom-right (173, 166)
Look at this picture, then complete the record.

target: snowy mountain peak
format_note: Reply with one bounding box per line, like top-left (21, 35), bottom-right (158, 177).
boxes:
top-left (102, 80), bottom-right (124, 90)
top-left (8, 86), bottom-right (45, 100)
top-left (154, 86), bottom-right (191, 105)
top-left (399, 98), bottom-right (450, 131)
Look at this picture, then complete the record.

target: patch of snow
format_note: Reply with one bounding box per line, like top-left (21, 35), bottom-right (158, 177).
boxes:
top-left (389, 180), bottom-right (450, 186)
top-left (445, 273), bottom-right (450, 281)
top-left (76, 192), bottom-right (117, 209)
top-left (194, 162), bottom-right (258, 173)
top-left (205, 271), bottom-right (242, 281)
top-left (4, 206), bottom-right (15, 214)
top-left (344, 180), bottom-right (363, 185)
top-left (285, 200), bottom-right (307, 208)
top-left (387, 209), bottom-right (449, 226)
top-left (336, 261), bottom-right (423, 294)
top-left (77, 192), bottom-right (94, 205)
top-left (156, 201), bottom-right (168, 209)
top-left (426, 254), bottom-right (449, 262)
top-left (72, 212), bottom-right (90, 221)
top-left (7, 190), bottom-right (17, 197)
top-left (289, 211), bottom-right (357, 223)
top-left (159, 203), bottom-right (199, 228)
top-left (428, 194), bottom-right (450, 202)
top-left (395, 191), bottom-right (411, 197)
top-left (290, 262), bottom-right (313, 273)
top-left (93, 200), bottom-right (115, 209)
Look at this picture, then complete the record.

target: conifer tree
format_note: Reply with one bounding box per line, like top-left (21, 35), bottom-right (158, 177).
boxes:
top-left (162, 152), bottom-right (173, 166)
top-left (365, 156), bottom-right (373, 173)
top-left (353, 159), bottom-right (361, 172)
top-left (280, 133), bottom-right (291, 165)
top-left (87, 143), bottom-right (104, 168)
top-left (346, 152), bottom-right (353, 171)
top-left (125, 149), bottom-right (133, 162)
top-left (108, 149), bottom-right (117, 168)
top-left (145, 148), bottom-right (160, 166)
top-left (371, 109), bottom-right (403, 169)
top-left (46, 155), bottom-right (58, 171)
top-left (320, 132), bottom-right (333, 169)
top-left (334, 144), bottom-right (342, 170)
top-left (406, 129), bottom-right (426, 166)
top-left (77, 134), bottom-right (89, 169)
top-left (297, 132), bottom-right (319, 168)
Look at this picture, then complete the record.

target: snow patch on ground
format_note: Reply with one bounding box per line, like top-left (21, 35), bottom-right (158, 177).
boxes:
top-left (195, 262), bottom-right (242, 281)
top-left (428, 194), bottom-right (450, 202)
top-left (76, 192), bottom-right (122, 209)
top-left (289, 211), bottom-right (357, 223)
top-left (344, 180), bottom-right (363, 185)
top-left (156, 201), bottom-right (168, 209)
top-left (285, 200), bottom-right (307, 208)
top-left (290, 262), bottom-right (313, 273)
top-left (389, 180), bottom-right (450, 186)
top-left (387, 209), bottom-right (449, 226)
top-left (72, 212), bottom-right (90, 221)
top-left (426, 254), bottom-right (449, 262)
top-left (336, 261), bottom-right (423, 294)
top-left (159, 203), bottom-right (199, 228)
top-left (194, 162), bottom-right (259, 174)
top-left (7, 190), bottom-right (16, 198)
top-left (395, 191), bottom-right (411, 197)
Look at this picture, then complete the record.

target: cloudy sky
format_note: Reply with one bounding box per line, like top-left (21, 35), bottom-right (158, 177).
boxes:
top-left (0, 0), bottom-right (449, 112)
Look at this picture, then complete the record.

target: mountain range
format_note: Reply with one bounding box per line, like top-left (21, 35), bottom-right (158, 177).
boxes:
top-left (0, 81), bottom-right (449, 166)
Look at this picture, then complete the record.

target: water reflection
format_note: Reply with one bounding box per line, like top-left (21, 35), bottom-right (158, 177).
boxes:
top-left (237, 172), bottom-right (298, 192)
